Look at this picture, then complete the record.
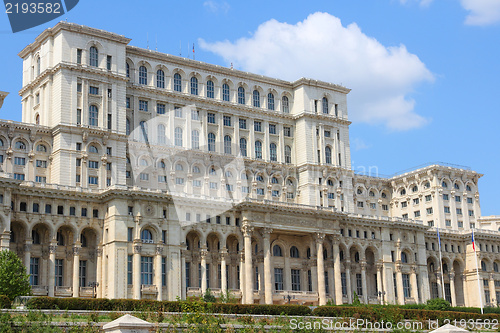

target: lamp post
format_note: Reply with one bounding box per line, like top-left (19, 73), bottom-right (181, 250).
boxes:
top-left (378, 291), bottom-right (386, 305)
top-left (283, 293), bottom-right (295, 304)
top-left (89, 282), bottom-right (99, 298)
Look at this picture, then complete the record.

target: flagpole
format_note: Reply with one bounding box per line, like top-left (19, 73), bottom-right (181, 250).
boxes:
top-left (472, 228), bottom-right (484, 314)
top-left (437, 227), bottom-right (446, 299)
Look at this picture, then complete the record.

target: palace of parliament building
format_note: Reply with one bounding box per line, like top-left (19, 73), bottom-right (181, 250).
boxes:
top-left (1, 22), bottom-right (499, 308)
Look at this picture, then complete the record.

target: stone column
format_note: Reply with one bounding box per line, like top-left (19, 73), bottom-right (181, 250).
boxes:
top-left (396, 264), bottom-right (404, 305)
top-left (333, 239), bottom-right (343, 305)
top-left (316, 233), bottom-right (326, 305)
top-left (96, 247), bottom-right (103, 298)
top-left (361, 262), bottom-right (368, 304)
top-left (410, 266), bottom-right (418, 303)
top-left (327, 265), bottom-right (334, 297)
top-left (239, 253), bottom-right (245, 301)
top-left (72, 244), bottom-right (81, 297)
top-left (436, 273), bottom-right (443, 298)
top-left (489, 273), bottom-right (496, 305)
top-left (200, 249), bottom-right (207, 294)
top-left (155, 245), bottom-right (163, 301)
top-left (180, 250), bottom-right (186, 300)
top-left (48, 242), bottom-right (57, 297)
top-left (345, 261), bottom-right (352, 303)
top-left (262, 228), bottom-right (273, 304)
top-left (450, 271), bottom-right (457, 306)
top-left (242, 224), bottom-right (254, 304)
top-left (220, 250), bottom-right (228, 292)
top-left (24, 241), bottom-right (32, 271)
top-left (133, 242), bottom-right (142, 299)
top-left (284, 254), bottom-right (291, 291)
top-left (376, 263), bottom-right (384, 304)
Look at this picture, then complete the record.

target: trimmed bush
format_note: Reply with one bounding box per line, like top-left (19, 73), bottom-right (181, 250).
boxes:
top-left (0, 295), bottom-right (10, 309)
top-left (425, 298), bottom-right (451, 311)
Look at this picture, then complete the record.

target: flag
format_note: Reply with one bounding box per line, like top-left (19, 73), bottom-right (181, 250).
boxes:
top-left (472, 229), bottom-right (476, 251)
top-left (437, 227), bottom-right (441, 247)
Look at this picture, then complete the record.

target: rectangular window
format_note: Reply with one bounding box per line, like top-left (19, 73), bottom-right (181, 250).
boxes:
top-left (382, 204), bottom-right (389, 211)
top-left (357, 201), bottom-right (364, 208)
top-left (185, 262), bottom-right (190, 288)
top-left (443, 194), bottom-right (449, 200)
top-left (175, 178), bottom-right (184, 185)
top-left (81, 208), bottom-right (87, 217)
top-left (162, 257), bottom-right (167, 287)
top-left (127, 227), bottom-right (133, 242)
top-left (254, 266), bottom-right (259, 290)
top-left (89, 86), bottom-right (99, 95)
top-left (88, 161), bottom-right (99, 169)
top-left (76, 49), bottom-right (82, 64)
top-left (193, 180), bottom-right (201, 187)
top-left (14, 173), bottom-right (25, 180)
top-left (79, 260), bottom-right (87, 287)
top-left (55, 259), bottom-right (63, 287)
top-left (269, 124), bottom-right (277, 134)
top-left (401, 201), bottom-right (407, 208)
top-left (107, 114), bottom-right (112, 130)
top-left (458, 221), bottom-right (463, 228)
top-left (106, 55), bottom-right (112, 70)
top-left (30, 257), bottom-right (39, 285)
top-left (256, 188), bottom-right (264, 196)
top-left (274, 268), bottom-right (283, 291)
top-left (413, 198), bottom-right (419, 205)
top-left (467, 197), bottom-right (473, 204)
top-left (191, 109), bottom-right (200, 120)
top-left (356, 273), bottom-right (363, 296)
top-left (139, 100), bottom-right (148, 112)
top-left (468, 210), bottom-right (474, 217)
top-left (370, 203), bottom-right (376, 209)
top-left (69, 207), bottom-right (76, 216)
top-left (223, 115), bottom-right (231, 127)
top-left (139, 173), bottom-right (149, 181)
top-left (35, 176), bottom-right (46, 183)
top-left (209, 182), bottom-right (218, 189)
top-left (76, 109), bottom-right (81, 125)
top-left (175, 107), bottom-right (183, 118)
top-left (239, 118), bottom-right (247, 129)
top-left (284, 126), bottom-right (292, 137)
top-left (455, 195), bottom-right (461, 202)
top-left (77, 83), bottom-right (82, 93)
top-left (456, 208), bottom-right (462, 215)
top-left (140, 256), bottom-right (153, 285)
top-left (324, 130), bottom-right (331, 138)
top-left (425, 195), bottom-right (432, 202)
top-left (127, 255), bottom-right (133, 285)
top-left (32, 203), bottom-right (39, 213)
top-left (402, 273), bottom-right (411, 298)
top-left (157, 103), bottom-right (165, 114)
top-left (89, 176), bottom-right (98, 185)
top-left (341, 272), bottom-right (347, 296)
top-left (14, 157), bottom-right (26, 166)
top-left (426, 207), bottom-right (433, 214)
top-left (76, 143), bottom-right (82, 151)
top-left (126, 97), bottom-right (131, 109)
top-left (444, 206), bottom-right (450, 213)
top-left (207, 113), bottom-right (216, 124)
top-left (254, 121), bottom-right (262, 132)
top-left (291, 269), bottom-right (301, 291)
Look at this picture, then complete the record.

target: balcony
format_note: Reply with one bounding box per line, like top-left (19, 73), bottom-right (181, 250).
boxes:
top-left (31, 285), bottom-right (48, 296)
top-left (79, 287), bottom-right (95, 298)
top-left (141, 285), bottom-right (157, 294)
top-left (55, 286), bottom-right (72, 297)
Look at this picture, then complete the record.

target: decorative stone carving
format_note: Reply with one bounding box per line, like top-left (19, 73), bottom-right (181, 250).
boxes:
top-left (133, 244), bottom-right (142, 254)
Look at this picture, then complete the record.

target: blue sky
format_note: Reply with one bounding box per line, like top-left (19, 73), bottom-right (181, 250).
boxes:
top-left (0, 0), bottom-right (499, 215)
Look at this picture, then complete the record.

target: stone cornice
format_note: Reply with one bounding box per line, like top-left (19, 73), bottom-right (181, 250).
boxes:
top-left (18, 22), bottom-right (131, 59)
top-left (293, 111), bottom-right (351, 126)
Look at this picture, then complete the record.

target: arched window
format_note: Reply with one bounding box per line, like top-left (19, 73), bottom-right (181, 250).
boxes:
top-left (80, 234), bottom-right (87, 247)
top-left (88, 145), bottom-right (98, 154)
top-left (225, 170), bottom-right (233, 178)
top-left (256, 174), bottom-right (264, 182)
top-left (174, 127), bottom-right (183, 147)
top-left (89, 105), bottom-right (98, 127)
top-left (139, 159), bottom-right (148, 166)
top-left (272, 177), bottom-right (278, 184)
top-left (141, 229), bottom-right (153, 243)
top-left (237, 87), bottom-right (245, 104)
top-left (175, 163), bottom-right (183, 171)
top-left (0, 139), bottom-right (3, 146)
top-left (400, 189), bottom-right (406, 195)
top-left (269, 143), bottom-right (277, 162)
top-left (157, 124), bottom-right (166, 144)
top-left (273, 245), bottom-right (283, 257)
top-left (323, 249), bottom-right (328, 260)
top-left (253, 90), bottom-right (260, 107)
top-left (32, 230), bottom-right (40, 244)
top-left (412, 185), bottom-right (418, 192)
top-left (442, 181), bottom-right (448, 188)
top-left (481, 261), bottom-right (487, 272)
top-left (206, 80), bottom-right (214, 98)
top-left (494, 262), bottom-right (499, 273)
top-left (190, 77), bottom-right (198, 95)
top-left (282, 96), bottom-right (290, 113)
top-left (322, 97), bottom-right (329, 114)
top-left (424, 182), bottom-right (431, 189)
top-left (35, 114), bottom-right (40, 125)
top-left (139, 121), bottom-right (148, 143)
top-left (325, 146), bottom-right (332, 164)
top-left (307, 247), bottom-right (311, 259)
top-left (354, 252), bottom-right (360, 263)
top-left (139, 66), bottom-right (147, 85)
top-left (192, 166), bottom-right (200, 174)
top-left (126, 62), bottom-right (130, 78)
top-left (56, 232), bottom-right (64, 246)
top-left (159, 161), bottom-right (166, 169)
top-left (454, 183), bottom-right (460, 190)
top-left (208, 133), bottom-right (216, 152)
top-left (192, 130), bottom-right (200, 149)
top-left (89, 46), bottom-right (98, 67)
top-left (284, 145), bottom-right (291, 164)
top-left (126, 118), bottom-right (131, 135)
top-left (224, 135), bottom-right (232, 154)
top-left (36, 144), bottom-right (47, 152)
top-left (239, 138), bottom-right (247, 157)
top-left (156, 69), bottom-right (165, 88)
top-left (173, 73), bottom-right (182, 92)
top-left (255, 140), bottom-right (262, 159)
top-left (222, 83), bottom-right (230, 101)
top-left (382, 192), bottom-right (387, 198)
top-left (401, 252), bottom-right (408, 263)
top-left (268, 93), bottom-right (275, 110)
top-left (209, 166), bottom-right (216, 176)
top-left (290, 246), bottom-right (300, 258)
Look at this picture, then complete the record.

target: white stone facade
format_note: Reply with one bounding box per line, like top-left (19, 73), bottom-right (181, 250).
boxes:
top-left (0, 22), bottom-right (498, 307)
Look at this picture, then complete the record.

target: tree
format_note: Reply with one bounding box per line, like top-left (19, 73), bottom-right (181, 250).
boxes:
top-left (0, 250), bottom-right (31, 301)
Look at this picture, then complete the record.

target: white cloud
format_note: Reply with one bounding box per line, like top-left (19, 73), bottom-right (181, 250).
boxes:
top-left (461, 0), bottom-right (500, 26)
top-left (401, 0), bottom-right (500, 25)
top-left (352, 138), bottom-right (371, 151)
top-left (203, 1), bottom-right (230, 14)
top-left (199, 13), bottom-right (433, 131)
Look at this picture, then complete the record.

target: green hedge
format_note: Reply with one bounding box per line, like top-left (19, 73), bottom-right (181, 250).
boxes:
top-left (26, 297), bottom-right (310, 316)
top-left (0, 295), bottom-right (10, 309)
top-left (312, 306), bottom-right (500, 322)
